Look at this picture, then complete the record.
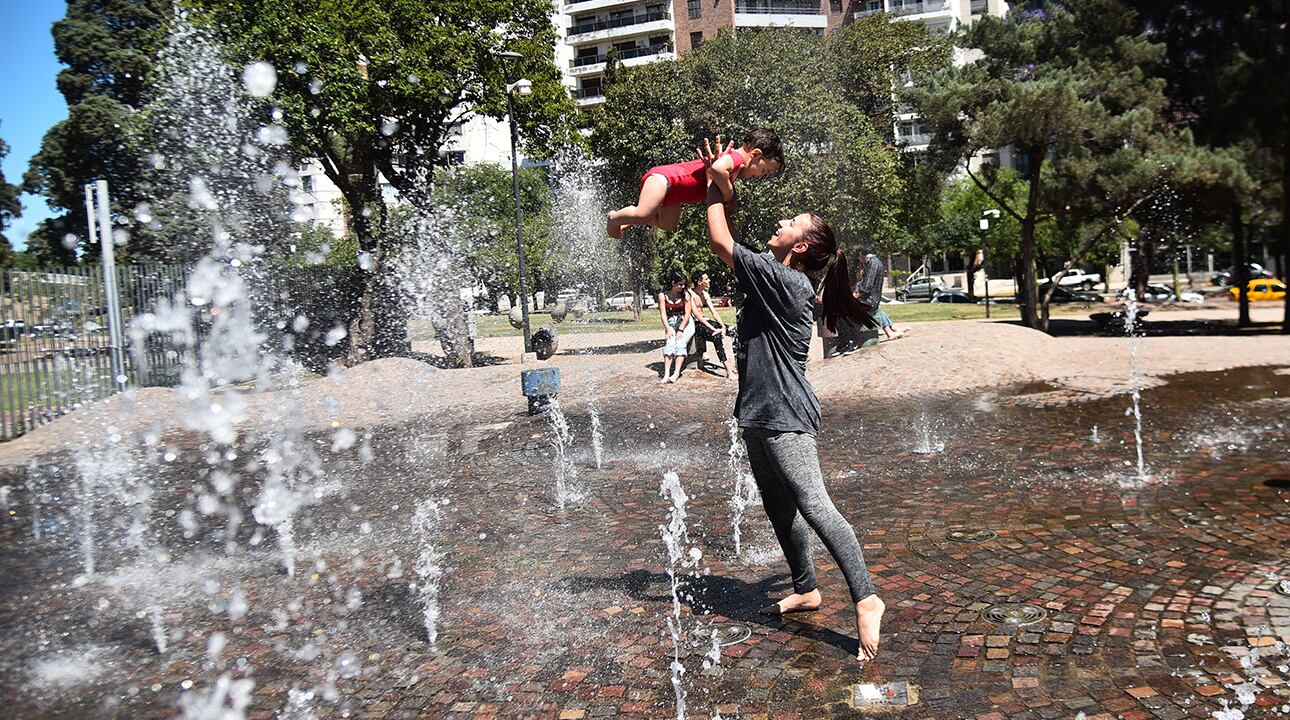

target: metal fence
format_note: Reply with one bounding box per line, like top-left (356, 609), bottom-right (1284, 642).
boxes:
top-left (0, 264), bottom-right (191, 441)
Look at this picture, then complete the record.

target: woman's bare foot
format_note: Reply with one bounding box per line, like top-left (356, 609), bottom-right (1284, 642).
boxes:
top-left (855, 594), bottom-right (885, 662)
top-left (761, 588), bottom-right (822, 615)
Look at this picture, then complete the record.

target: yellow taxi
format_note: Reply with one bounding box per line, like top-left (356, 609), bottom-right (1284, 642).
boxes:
top-left (1229, 278), bottom-right (1286, 302)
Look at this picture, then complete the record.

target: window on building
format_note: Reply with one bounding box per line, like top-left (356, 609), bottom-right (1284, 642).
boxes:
top-left (868, 0), bottom-right (883, 11)
top-left (690, 31), bottom-right (703, 48)
top-left (577, 46), bottom-right (599, 59)
top-left (688, 0), bottom-right (701, 19)
top-left (302, 174), bottom-right (314, 192)
top-left (649, 34), bottom-right (669, 46)
top-left (830, 0), bottom-right (842, 11)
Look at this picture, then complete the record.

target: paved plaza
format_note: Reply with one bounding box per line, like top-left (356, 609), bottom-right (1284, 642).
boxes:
top-left (0, 314), bottom-right (1288, 719)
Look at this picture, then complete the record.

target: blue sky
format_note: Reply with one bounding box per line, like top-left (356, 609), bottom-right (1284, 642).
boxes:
top-left (0, 0), bottom-right (68, 251)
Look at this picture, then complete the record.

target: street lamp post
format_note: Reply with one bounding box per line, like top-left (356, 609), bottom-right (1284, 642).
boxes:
top-left (496, 50), bottom-right (534, 354)
top-left (980, 209), bottom-right (1001, 319)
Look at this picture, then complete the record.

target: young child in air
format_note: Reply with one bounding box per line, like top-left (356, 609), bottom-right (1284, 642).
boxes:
top-left (606, 128), bottom-right (784, 239)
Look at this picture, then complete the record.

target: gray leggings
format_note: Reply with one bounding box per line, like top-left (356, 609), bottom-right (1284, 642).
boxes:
top-left (743, 427), bottom-right (876, 603)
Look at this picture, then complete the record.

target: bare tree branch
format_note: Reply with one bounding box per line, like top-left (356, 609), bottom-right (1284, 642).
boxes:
top-left (965, 164), bottom-right (1025, 223)
top-left (1042, 188), bottom-right (1161, 307)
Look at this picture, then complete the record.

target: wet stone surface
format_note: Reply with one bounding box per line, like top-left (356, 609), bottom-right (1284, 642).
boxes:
top-left (0, 366), bottom-right (1288, 719)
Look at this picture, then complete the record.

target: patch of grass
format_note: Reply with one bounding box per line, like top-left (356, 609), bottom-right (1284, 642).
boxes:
top-left (409, 302), bottom-right (1099, 340)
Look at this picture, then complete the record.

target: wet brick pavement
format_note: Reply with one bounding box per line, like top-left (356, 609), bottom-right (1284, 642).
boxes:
top-left (0, 366), bottom-right (1288, 719)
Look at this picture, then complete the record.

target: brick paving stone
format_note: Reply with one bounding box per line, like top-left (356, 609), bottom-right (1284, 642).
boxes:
top-left (1, 350), bottom-right (1289, 718)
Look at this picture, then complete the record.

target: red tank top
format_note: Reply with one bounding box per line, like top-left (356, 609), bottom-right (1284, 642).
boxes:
top-left (664, 292), bottom-right (686, 317)
top-left (643, 150), bottom-right (746, 207)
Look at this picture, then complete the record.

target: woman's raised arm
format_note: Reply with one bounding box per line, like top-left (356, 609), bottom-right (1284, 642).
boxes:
top-left (698, 136), bottom-right (736, 269)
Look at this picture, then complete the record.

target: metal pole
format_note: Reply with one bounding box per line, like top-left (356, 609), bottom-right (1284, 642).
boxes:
top-left (981, 230), bottom-right (990, 319)
top-left (93, 180), bottom-right (127, 389)
top-left (507, 91), bottom-right (533, 354)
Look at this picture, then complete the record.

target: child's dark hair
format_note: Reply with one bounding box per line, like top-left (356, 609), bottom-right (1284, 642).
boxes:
top-left (797, 214), bottom-right (876, 332)
top-left (743, 128), bottom-right (784, 167)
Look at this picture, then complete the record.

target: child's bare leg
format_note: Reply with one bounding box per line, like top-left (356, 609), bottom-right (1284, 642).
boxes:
top-left (656, 204), bottom-right (682, 233)
top-left (608, 174), bottom-right (668, 239)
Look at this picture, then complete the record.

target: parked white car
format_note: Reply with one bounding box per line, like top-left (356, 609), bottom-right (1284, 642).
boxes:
top-left (896, 276), bottom-right (946, 300)
top-left (1118, 285), bottom-right (1205, 304)
top-left (1053, 269), bottom-right (1102, 290)
top-left (605, 291), bottom-right (657, 310)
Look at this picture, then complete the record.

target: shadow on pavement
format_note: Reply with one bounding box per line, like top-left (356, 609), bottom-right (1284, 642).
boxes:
top-left (1027, 317), bottom-right (1287, 337)
top-left (563, 569), bottom-right (858, 657)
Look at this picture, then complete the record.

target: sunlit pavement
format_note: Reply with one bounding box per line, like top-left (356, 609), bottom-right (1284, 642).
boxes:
top-left (1, 360), bottom-right (1288, 719)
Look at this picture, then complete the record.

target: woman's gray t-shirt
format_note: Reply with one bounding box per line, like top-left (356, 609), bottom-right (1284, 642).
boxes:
top-left (732, 242), bottom-right (821, 435)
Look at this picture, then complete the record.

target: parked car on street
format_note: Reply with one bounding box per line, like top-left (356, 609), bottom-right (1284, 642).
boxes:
top-left (1015, 283), bottom-right (1102, 304)
top-left (605, 291), bottom-right (657, 310)
top-left (1229, 278), bottom-right (1286, 302)
top-left (1211, 263), bottom-right (1275, 287)
top-left (1118, 285), bottom-right (1205, 304)
top-left (0, 320), bottom-right (26, 343)
top-left (896, 276), bottom-right (946, 300)
top-left (929, 290), bottom-right (982, 304)
top-left (1051, 268), bottom-right (1102, 291)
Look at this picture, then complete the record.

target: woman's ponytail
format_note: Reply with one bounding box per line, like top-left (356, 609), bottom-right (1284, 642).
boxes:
top-left (799, 216), bottom-right (877, 332)
top-left (819, 251), bottom-right (877, 332)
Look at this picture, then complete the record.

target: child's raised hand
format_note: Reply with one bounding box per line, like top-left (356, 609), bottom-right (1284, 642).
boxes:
top-left (696, 135), bottom-right (735, 178)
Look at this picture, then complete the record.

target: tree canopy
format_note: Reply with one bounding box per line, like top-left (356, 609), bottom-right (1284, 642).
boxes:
top-left (196, 0), bottom-right (578, 363)
top-left (911, 0), bottom-right (1206, 329)
top-left (590, 21), bottom-right (948, 288)
top-left (23, 0), bottom-right (170, 260)
top-left (0, 130), bottom-right (22, 267)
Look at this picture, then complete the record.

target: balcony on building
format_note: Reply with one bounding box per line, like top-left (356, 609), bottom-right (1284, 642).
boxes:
top-left (569, 41), bottom-right (675, 76)
top-left (896, 120), bottom-right (931, 149)
top-left (567, 7), bottom-right (674, 45)
top-left (855, 0), bottom-right (954, 20)
top-left (564, 0), bottom-right (663, 18)
top-left (734, 0), bottom-right (827, 28)
top-left (574, 82), bottom-right (606, 106)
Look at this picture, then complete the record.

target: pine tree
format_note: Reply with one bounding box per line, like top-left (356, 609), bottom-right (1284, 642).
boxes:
top-left (23, 0), bottom-right (170, 260)
top-left (911, 0), bottom-right (1200, 331)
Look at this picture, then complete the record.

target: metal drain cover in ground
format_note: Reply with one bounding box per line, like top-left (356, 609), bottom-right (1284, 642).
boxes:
top-left (947, 529), bottom-right (997, 543)
top-left (852, 682), bottom-right (917, 707)
top-left (981, 603), bottom-right (1048, 626)
top-left (692, 623), bottom-right (752, 647)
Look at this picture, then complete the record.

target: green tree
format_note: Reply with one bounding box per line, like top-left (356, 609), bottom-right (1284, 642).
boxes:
top-left (911, 0), bottom-right (1201, 330)
top-left (23, 217), bottom-right (79, 267)
top-left (1128, 0), bottom-right (1287, 330)
top-left (428, 163), bottom-right (554, 310)
top-left (591, 26), bottom-right (910, 288)
top-left (196, 0), bottom-right (577, 366)
top-left (23, 0), bottom-right (169, 259)
top-left (0, 131), bottom-right (22, 268)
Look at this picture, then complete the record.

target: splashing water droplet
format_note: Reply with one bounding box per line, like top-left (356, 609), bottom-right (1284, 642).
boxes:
top-left (242, 61), bottom-right (277, 97)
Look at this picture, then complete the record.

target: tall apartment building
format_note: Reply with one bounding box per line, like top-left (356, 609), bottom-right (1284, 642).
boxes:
top-left (558, 0), bottom-right (1006, 113)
